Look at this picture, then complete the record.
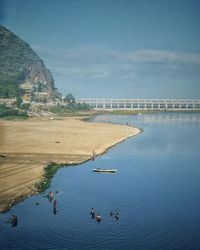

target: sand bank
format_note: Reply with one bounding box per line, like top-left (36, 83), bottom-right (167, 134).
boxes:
top-left (0, 117), bottom-right (140, 212)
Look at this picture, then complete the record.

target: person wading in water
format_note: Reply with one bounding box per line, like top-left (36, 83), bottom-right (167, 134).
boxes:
top-left (96, 213), bottom-right (102, 223)
top-left (90, 208), bottom-right (95, 218)
top-left (53, 199), bottom-right (57, 214)
top-left (115, 212), bottom-right (119, 220)
top-left (9, 215), bottom-right (18, 227)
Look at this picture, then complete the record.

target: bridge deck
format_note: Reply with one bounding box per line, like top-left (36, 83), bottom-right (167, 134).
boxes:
top-left (77, 99), bottom-right (200, 110)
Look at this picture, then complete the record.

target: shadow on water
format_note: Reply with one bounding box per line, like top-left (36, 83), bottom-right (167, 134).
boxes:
top-left (0, 112), bottom-right (200, 250)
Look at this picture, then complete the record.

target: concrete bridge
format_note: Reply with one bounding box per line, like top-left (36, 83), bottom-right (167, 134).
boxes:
top-left (77, 99), bottom-right (200, 111)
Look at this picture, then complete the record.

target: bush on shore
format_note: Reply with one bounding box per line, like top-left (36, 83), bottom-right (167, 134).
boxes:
top-left (0, 104), bottom-right (28, 119)
top-left (49, 102), bottom-right (91, 114)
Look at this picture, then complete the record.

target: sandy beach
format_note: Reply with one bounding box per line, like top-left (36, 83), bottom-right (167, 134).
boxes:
top-left (0, 117), bottom-right (140, 212)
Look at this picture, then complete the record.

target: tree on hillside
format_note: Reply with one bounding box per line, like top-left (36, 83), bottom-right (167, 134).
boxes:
top-left (64, 93), bottom-right (76, 107)
top-left (16, 96), bottom-right (23, 107)
top-left (0, 81), bottom-right (18, 98)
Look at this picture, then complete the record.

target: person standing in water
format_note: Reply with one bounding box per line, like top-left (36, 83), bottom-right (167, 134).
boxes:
top-left (96, 213), bottom-right (102, 223)
top-left (54, 199), bottom-right (57, 209)
top-left (115, 212), bottom-right (119, 220)
top-left (90, 207), bottom-right (95, 217)
top-left (53, 199), bottom-right (57, 214)
top-left (9, 215), bottom-right (18, 227)
top-left (49, 191), bottom-right (54, 202)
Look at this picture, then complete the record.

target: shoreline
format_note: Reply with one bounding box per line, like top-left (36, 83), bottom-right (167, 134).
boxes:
top-left (37, 127), bottom-right (142, 193)
top-left (0, 117), bottom-right (140, 212)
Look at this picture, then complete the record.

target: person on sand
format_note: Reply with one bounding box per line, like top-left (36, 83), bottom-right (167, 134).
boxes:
top-left (92, 150), bottom-right (96, 161)
top-left (90, 208), bottom-right (95, 218)
top-left (96, 213), bottom-right (102, 223)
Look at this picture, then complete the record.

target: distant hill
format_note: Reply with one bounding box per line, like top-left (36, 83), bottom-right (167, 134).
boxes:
top-left (0, 25), bottom-right (56, 100)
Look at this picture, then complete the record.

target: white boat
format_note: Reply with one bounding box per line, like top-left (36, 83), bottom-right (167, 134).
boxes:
top-left (93, 168), bottom-right (117, 173)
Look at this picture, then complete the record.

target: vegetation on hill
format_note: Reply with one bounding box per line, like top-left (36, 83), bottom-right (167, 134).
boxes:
top-left (49, 93), bottom-right (91, 115)
top-left (0, 25), bottom-right (55, 99)
top-left (0, 81), bottom-right (18, 98)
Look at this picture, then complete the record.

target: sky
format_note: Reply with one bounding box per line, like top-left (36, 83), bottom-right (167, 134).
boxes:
top-left (0, 0), bottom-right (200, 98)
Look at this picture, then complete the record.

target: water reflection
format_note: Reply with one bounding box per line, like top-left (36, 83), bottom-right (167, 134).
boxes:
top-left (93, 112), bottom-right (200, 125)
top-left (139, 113), bottom-right (200, 123)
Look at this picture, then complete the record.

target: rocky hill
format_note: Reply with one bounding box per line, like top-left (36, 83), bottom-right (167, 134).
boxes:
top-left (0, 25), bottom-right (55, 100)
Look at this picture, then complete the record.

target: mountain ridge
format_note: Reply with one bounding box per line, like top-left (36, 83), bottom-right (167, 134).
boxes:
top-left (0, 25), bottom-right (55, 100)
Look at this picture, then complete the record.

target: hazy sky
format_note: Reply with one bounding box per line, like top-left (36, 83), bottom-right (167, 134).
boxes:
top-left (0, 0), bottom-right (200, 98)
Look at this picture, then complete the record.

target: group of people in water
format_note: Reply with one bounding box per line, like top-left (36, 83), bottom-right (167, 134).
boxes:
top-left (90, 208), bottom-right (119, 223)
top-left (8, 190), bottom-right (57, 227)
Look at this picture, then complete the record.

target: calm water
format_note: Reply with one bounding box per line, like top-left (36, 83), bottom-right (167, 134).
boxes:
top-left (0, 113), bottom-right (200, 250)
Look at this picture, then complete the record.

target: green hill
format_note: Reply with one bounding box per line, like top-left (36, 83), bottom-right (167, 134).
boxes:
top-left (0, 25), bottom-right (55, 99)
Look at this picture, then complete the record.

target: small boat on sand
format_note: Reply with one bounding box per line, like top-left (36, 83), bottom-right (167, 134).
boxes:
top-left (93, 168), bottom-right (117, 173)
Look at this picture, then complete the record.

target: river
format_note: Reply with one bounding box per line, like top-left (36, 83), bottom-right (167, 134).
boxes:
top-left (0, 112), bottom-right (200, 250)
